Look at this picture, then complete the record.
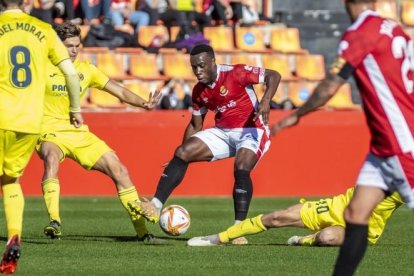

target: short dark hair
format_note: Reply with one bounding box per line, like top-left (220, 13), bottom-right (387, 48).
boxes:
top-left (190, 44), bottom-right (215, 59)
top-left (54, 22), bottom-right (81, 41)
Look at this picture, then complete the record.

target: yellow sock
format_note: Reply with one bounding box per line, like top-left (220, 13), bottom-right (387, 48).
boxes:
top-left (42, 178), bottom-right (61, 223)
top-left (118, 187), bottom-right (148, 237)
top-left (299, 233), bottom-right (318, 246)
top-left (2, 184), bottom-right (24, 239)
top-left (218, 214), bottom-right (267, 243)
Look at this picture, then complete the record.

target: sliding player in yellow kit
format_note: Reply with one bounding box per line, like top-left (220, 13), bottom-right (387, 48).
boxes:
top-left (0, 1), bottom-right (82, 273)
top-left (36, 22), bottom-right (161, 242)
top-left (188, 187), bottom-right (404, 246)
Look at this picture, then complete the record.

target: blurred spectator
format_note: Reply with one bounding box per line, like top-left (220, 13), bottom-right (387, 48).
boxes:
top-left (174, 0), bottom-right (212, 33)
top-left (28, 0), bottom-right (55, 24)
top-left (240, 0), bottom-right (259, 25)
top-left (140, 0), bottom-right (191, 41)
top-left (80, 0), bottom-right (111, 24)
top-left (203, 0), bottom-right (233, 25)
top-left (159, 79), bottom-right (192, 110)
top-left (111, 0), bottom-right (150, 34)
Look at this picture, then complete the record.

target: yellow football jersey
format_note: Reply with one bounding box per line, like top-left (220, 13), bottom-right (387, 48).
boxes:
top-left (42, 60), bottom-right (109, 132)
top-left (0, 10), bottom-right (69, 134)
top-left (300, 188), bottom-right (404, 244)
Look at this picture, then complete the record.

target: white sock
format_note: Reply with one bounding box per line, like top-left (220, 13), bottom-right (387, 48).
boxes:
top-left (151, 197), bottom-right (163, 212)
top-left (206, 234), bottom-right (220, 244)
top-left (234, 220), bottom-right (242, 225)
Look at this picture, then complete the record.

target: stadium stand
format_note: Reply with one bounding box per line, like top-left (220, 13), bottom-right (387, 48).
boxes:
top-left (137, 25), bottom-right (169, 48)
top-left (129, 52), bottom-right (169, 81)
top-left (295, 54), bottom-right (326, 81)
top-left (401, 0), bottom-right (414, 26)
top-left (262, 54), bottom-right (298, 81)
top-left (235, 26), bottom-right (272, 53)
top-left (161, 51), bottom-right (196, 80)
top-left (229, 53), bottom-right (261, 67)
top-left (203, 26), bottom-right (240, 53)
top-left (95, 51), bottom-right (130, 80)
top-left (325, 83), bottom-right (360, 110)
top-left (287, 81), bottom-right (318, 107)
top-left (270, 28), bottom-right (308, 54)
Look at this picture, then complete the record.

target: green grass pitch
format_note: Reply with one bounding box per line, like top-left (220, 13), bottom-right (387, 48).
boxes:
top-left (0, 197), bottom-right (412, 275)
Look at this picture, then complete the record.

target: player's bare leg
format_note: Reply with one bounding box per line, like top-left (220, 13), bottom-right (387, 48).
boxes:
top-left (288, 226), bottom-right (344, 246)
top-left (93, 152), bottom-right (158, 238)
top-left (188, 203), bottom-right (305, 246)
top-left (39, 142), bottom-right (64, 239)
top-left (334, 186), bottom-right (385, 275)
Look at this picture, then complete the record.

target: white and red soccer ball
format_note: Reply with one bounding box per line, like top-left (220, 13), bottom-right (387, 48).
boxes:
top-left (159, 205), bottom-right (191, 236)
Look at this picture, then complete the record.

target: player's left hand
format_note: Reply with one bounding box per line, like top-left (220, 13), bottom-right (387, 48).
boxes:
top-left (253, 102), bottom-right (270, 124)
top-left (70, 112), bottom-right (84, 128)
top-left (142, 90), bottom-right (161, 110)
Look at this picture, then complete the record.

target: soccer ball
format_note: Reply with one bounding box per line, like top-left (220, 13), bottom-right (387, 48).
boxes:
top-left (159, 205), bottom-right (191, 236)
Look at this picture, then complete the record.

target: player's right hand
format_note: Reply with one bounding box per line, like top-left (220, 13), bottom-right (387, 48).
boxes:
top-left (70, 112), bottom-right (84, 128)
top-left (270, 113), bottom-right (299, 136)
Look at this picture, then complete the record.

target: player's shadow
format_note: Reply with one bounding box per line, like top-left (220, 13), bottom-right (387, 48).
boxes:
top-left (58, 234), bottom-right (188, 245)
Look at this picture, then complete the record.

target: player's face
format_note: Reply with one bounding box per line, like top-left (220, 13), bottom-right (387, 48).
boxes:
top-left (190, 53), bottom-right (217, 85)
top-left (62, 36), bottom-right (81, 62)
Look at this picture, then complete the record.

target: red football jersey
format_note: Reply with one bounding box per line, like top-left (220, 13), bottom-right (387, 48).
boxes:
top-left (192, 64), bottom-right (266, 129)
top-left (338, 10), bottom-right (414, 157)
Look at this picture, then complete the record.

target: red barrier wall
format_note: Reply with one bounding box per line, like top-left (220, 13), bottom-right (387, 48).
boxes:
top-left (21, 110), bottom-right (370, 197)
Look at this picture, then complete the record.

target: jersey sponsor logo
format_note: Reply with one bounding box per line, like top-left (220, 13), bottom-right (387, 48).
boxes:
top-left (244, 65), bottom-right (253, 71)
top-left (219, 85), bottom-right (228, 96)
top-left (202, 97), bottom-right (208, 103)
top-left (49, 73), bottom-right (57, 77)
top-left (52, 84), bottom-right (67, 92)
top-left (217, 100), bottom-right (236, 113)
top-left (330, 57), bottom-right (347, 75)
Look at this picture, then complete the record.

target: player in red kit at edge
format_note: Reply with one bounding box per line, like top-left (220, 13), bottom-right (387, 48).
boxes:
top-left (273, 0), bottom-right (414, 275)
top-left (129, 44), bottom-right (281, 244)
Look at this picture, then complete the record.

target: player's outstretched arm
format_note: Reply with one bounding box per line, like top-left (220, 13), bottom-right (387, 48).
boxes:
top-left (253, 69), bottom-right (281, 124)
top-left (182, 114), bottom-right (206, 143)
top-left (270, 73), bottom-right (345, 136)
top-left (103, 80), bottom-right (161, 110)
top-left (57, 59), bottom-right (83, 128)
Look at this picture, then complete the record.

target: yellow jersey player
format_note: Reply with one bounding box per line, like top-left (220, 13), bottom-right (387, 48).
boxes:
top-left (0, 1), bottom-right (82, 274)
top-left (187, 187), bottom-right (404, 246)
top-left (36, 22), bottom-right (161, 242)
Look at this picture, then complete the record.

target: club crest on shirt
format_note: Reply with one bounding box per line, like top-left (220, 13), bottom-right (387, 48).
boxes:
top-left (219, 85), bottom-right (228, 96)
top-left (78, 73), bottom-right (84, 81)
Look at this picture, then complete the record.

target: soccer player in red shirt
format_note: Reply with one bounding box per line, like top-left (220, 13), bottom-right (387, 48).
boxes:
top-left (130, 44), bottom-right (281, 244)
top-left (273, 0), bottom-right (414, 275)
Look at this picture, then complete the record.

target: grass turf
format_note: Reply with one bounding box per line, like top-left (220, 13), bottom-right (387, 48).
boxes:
top-left (0, 197), bottom-right (412, 275)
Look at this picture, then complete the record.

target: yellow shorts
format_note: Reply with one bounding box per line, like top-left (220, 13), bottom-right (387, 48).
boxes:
top-left (300, 197), bottom-right (346, 232)
top-left (36, 130), bottom-right (112, 169)
top-left (0, 130), bottom-right (39, 178)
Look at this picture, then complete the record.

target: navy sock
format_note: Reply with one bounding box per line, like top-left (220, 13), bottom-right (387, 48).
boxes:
top-left (333, 222), bottom-right (368, 276)
top-left (233, 170), bottom-right (253, 221)
top-left (154, 156), bottom-right (188, 204)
